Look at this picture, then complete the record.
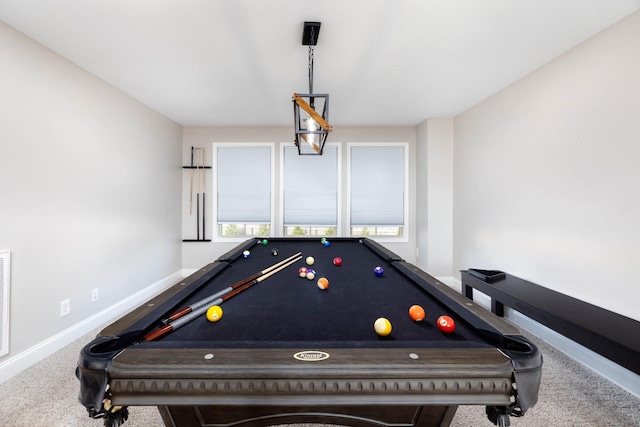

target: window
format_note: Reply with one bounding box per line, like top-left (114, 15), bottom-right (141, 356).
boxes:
top-left (348, 143), bottom-right (408, 240)
top-left (281, 144), bottom-right (340, 237)
top-left (214, 143), bottom-right (274, 240)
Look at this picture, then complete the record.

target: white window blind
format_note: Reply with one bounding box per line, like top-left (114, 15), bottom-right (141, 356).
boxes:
top-left (350, 145), bottom-right (405, 226)
top-left (217, 146), bottom-right (271, 223)
top-left (283, 145), bottom-right (338, 226)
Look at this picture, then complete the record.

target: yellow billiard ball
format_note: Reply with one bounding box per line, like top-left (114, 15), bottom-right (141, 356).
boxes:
top-left (206, 305), bottom-right (223, 322)
top-left (373, 317), bottom-right (392, 336)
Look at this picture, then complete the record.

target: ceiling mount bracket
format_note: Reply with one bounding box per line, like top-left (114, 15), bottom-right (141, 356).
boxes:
top-left (302, 22), bottom-right (321, 46)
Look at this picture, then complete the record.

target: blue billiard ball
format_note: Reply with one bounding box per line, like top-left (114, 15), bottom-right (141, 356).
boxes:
top-left (243, 250), bottom-right (250, 258)
top-left (374, 266), bottom-right (384, 277)
top-left (323, 240), bottom-right (330, 247)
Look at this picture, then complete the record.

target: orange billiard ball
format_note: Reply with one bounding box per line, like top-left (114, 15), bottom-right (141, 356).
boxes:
top-left (317, 277), bottom-right (329, 290)
top-left (408, 305), bottom-right (425, 321)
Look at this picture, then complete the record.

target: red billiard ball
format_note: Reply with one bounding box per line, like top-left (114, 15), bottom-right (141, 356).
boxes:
top-left (333, 257), bottom-right (342, 266)
top-left (298, 267), bottom-right (308, 278)
top-left (437, 315), bottom-right (455, 333)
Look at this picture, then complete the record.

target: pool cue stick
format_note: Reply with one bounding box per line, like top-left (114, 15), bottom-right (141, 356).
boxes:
top-left (189, 146), bottom-right (194, 215)
top-left (201, 147), bottom-right (206, 240)
top-left (143, 255), bottom-right (302, 342)
top-left (195, 148), bottom-right (201, 240)
top-left (161, 251), bottom-right (302, 324)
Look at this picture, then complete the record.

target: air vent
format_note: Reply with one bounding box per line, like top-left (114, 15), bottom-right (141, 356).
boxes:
top-left (0, 251), bottom-right (10, 357)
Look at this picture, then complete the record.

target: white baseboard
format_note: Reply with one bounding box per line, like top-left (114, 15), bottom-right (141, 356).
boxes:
top-left (438, 276), bottom-right (640, 398)
top-left (0, 270), bottom-right (184, 385)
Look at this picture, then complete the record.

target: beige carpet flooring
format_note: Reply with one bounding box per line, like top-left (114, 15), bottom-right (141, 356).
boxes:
top-left (1, 326), bottom-right (639, 427)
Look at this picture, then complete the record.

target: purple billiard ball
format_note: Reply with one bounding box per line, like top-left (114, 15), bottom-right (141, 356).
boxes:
top-left (374, 266), bottom-right (384, 277)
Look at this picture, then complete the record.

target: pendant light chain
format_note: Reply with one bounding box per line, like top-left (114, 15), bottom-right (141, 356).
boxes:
top-left (308, 45), bottom-right (314, 95)
top-left (308, 25), bottom-right (315, 101)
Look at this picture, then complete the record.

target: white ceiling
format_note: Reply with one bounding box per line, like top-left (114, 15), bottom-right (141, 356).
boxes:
top-left (1, 1), bottom-right (638, 127)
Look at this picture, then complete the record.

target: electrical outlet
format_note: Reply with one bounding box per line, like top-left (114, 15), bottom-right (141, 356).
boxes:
top-left (60, 299), bottom-right (70, 317)
top-left (91, 288), bottom-right (99, 302)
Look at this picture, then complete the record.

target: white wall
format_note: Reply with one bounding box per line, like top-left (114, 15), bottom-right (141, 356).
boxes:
top-left (181, 126), bottom-right (417, 269)
top-left (0, 21), bottom-right (183, 372)
top-left (453, 12), bottom-right (640, 322)
top-left (416, 119), bottom-right (454, 279)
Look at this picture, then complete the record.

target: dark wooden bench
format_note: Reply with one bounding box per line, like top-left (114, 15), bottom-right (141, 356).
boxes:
top-left (460, 269), bottom-right (640, 375)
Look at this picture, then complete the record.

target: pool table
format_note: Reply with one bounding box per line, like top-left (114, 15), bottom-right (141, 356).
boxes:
top-left (77, 238), bottom-right (542, 427)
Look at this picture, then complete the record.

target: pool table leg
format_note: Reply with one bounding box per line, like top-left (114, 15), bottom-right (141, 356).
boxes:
top-left (157, 404), bottom-right (460, 427)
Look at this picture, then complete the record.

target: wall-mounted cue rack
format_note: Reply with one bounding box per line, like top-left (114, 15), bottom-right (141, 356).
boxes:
top-left (183, 146), bottom-right (211, 242)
